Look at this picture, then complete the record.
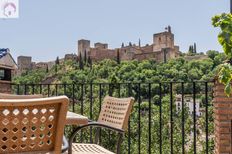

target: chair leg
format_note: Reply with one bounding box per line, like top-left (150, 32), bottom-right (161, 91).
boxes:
top-left (116, 133), bottom-right (123, 154)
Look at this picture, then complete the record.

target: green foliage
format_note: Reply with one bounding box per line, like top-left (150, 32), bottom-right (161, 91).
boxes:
top-left (14, 69), bottom-right (47, 84)
top-left (218, 63), bottom-right (232, 96)
top-left (14, 57), bottom-right (222, 86)
top-left (212, 13), bottom-right (232, 96)
top-left (206, 50), bottom-right (219, 60)
top-left (212, 13), bottom-right (232, 58)
top-left (207, 50), bottom-right (226, 68)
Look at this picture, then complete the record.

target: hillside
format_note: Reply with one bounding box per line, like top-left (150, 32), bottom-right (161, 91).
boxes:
top-left (13, 51), bottom-right (225, 85)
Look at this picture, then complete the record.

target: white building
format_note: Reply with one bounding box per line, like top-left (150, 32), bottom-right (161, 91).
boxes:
top-left (175, 94), bottom-right (203, 117)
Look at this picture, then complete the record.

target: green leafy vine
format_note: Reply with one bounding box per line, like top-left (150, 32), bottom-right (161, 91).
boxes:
top-left (212, 13), bottom-right (232, 96)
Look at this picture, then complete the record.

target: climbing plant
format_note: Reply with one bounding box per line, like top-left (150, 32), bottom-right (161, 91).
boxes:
top-left (212, 13), bottom-right (232, 96)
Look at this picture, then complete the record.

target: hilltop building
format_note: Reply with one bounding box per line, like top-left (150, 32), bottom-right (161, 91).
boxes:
top-left (17, 26), bottom-right (181, 75)
top-left (17, 56), bottom-right (33, 75)
top-left (0, 48), bottom-right (17, 93)
top-left (16, 53), bottom-right (76, 76)
top-left (78, 26), bottom-right (180, 62)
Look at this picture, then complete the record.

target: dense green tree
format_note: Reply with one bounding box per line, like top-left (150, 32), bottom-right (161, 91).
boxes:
top-left (214, 53), bottom-right (226, 67)
top-left (206, 50), bottom-right (219, 60)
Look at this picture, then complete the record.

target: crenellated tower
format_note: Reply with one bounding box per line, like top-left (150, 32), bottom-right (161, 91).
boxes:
top-left (78, 39), bottom-right (90, 57)
top-left (153, 26), bottom-right (174, 52)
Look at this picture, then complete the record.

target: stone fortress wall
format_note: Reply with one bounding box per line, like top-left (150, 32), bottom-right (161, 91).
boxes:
top-left (17, 26), bottom-right (180, 75)
top-left (78, 26), bottom-right (180, 63)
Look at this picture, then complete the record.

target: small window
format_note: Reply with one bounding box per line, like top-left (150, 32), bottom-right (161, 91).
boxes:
top-left (0, 69), bottom-right (11, 81)
top-left (0, 70), bottom-right (4, 80)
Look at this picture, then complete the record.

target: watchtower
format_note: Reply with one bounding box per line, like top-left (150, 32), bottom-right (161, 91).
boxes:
top-left (17, 56), bottom-right (32, 71)
top-left (153, 26), bottom-right (174, 52)
top-left (78, 39), bottom-right (90, 57)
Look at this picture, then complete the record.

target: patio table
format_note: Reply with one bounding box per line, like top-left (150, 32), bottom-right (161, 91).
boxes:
top-left (66, 111), bottom-right (89, 125)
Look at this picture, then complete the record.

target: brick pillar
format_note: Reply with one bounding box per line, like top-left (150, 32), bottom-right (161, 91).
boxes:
top-left (214, 80), bottom-right (232, 154)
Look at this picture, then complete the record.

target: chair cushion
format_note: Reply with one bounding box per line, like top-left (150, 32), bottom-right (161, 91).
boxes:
top-left (72, 143), bottom-right (115, 154)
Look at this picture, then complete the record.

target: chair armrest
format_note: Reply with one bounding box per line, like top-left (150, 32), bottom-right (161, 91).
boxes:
top-left (62, 136), bottom-right (69, 153)
top-left (86, 121), bottom-right (125, 133)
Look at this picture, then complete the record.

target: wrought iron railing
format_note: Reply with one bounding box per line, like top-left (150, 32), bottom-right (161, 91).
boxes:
top-left (11, 81), bottom-right (214, 154)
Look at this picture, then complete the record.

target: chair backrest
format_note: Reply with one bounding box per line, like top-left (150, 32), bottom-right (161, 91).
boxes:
top-left (0, 96), bottom-right (69, 153)
top-left (0, 93), bottom-right (43, 99)
top-left (97, 96), bottom-right (134, 130)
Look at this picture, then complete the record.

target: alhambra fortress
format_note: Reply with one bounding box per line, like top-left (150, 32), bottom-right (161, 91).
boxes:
top-left (17, 26), bottom-right (181, 75)
top-left (79, 26), bottom-right (180, 62)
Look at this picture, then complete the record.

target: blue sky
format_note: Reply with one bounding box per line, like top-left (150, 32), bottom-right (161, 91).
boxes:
top-left (0, 0), bottom-right (229, 62)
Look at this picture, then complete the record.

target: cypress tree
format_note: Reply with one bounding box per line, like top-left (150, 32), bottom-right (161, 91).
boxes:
top-left (188, 45), bottom-right (194, 54)
top-left (188, 46), bottom-right (192, 54)
top-left (79, 53), bottom-right (84, 70)
top-left (116, 49), bottom-right (120, 64)
top-left (84, 50), bottom-right (87, 63)
top-left (55, 56), bottom-right (59, 73)
top-left (194, 43), bottom-right (197, 53)
top-left (55, 56), bottom-right (60, 65)
top-left (46, 65), bottom-right (49, 73)
top-left (55, 65), bottom-right (57, 73)
top-left (87, 56), bottom-right (92, 69)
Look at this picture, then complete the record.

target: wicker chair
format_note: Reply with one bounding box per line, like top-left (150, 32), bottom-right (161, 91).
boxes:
top-left (0, 93), bottom-right (70, 153)
top-left (0, 96), bottom-right (69, 154)
top-left (69, 96), bottom-right (134, 154)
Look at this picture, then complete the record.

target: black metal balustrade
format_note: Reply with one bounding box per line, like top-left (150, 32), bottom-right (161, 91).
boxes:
top-left (11, 81), bottom-right (214, 154)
